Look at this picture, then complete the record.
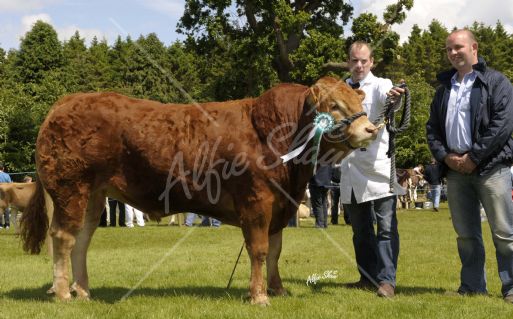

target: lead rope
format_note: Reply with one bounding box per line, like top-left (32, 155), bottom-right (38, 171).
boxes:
top-left (372, 83), bottom-right (411, 193)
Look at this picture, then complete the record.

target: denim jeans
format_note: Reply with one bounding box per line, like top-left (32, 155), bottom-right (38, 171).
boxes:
top-left (185, 213), bottom-right (197, 226)
top-left (309, 184), bottom-right (328, 228)
top-left (429, 184), bottom-right (441, 208)
top-left (343, 193), bottom-right (399, 286)
top-left (447, 165), bottom-right (513, 296)
top-left (200, 216), bottom-right (221, 227)
top-left (185, 213), bottom-right (221, 227)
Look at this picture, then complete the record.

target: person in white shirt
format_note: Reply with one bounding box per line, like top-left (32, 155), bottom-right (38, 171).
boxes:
top-left (340, 41), bottom-right (405, 298)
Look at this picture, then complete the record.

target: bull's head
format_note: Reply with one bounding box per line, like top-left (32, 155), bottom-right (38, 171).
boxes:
top-left (307, 77), bottom-right (378, 156)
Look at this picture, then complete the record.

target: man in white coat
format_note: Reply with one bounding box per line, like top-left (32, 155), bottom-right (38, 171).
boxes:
top-left (340, 41), bottom-right (405, 298)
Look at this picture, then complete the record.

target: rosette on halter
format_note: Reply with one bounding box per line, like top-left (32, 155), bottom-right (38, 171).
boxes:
top-left (280, 112), bottom-right (336, 174)
top-left (313, 112), bottom-right (335, 132)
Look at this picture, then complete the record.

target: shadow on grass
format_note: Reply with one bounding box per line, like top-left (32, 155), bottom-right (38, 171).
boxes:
top-left (283, 277), bottom-right (446, 296)
top-left (2, 284), bottom-right (55, 302)
top-left (3, 280), bottom-right (446, 303)
top-left (3, 285), bottom-right (248, 304)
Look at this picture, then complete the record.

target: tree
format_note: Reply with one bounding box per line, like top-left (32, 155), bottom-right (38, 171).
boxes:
top-left (14, 21), bottom-right (63, 84)
top-left (394, 73), bottom-right (434, 167)
top-left (109, 36), bottom-right (135, 95)
top-left (470, 21), bottom-right (513, 80)
top-left (126, 33), bottom-right (173, 102)
top-left (85, 37), bottom-right (112, 91)
top-left (62, 31), bottom-right (88, 92)
top-left (178, 0), bottom-right (413, 87)
top-left (399, 20), bottom-right (449, 87)
top-left (0, 84), bottom-right (37, 171)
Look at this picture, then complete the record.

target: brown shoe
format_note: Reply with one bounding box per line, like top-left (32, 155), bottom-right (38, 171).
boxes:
top-left (504, 294), bottom-right (513, 303)
top-left (344, 279), bottom-right (375, 290)
top-left (433, 207), bottom-right (439, 212)
top-left (377, 283), bottom-right (395, 298)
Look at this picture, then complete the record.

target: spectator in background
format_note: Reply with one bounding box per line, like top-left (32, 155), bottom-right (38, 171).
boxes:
top-left (108, 198), bottom-right (125, 227)
top-left (0, 163), bottom-right (12, 229)
top-left (125, 203), bottom-right (145, 228)
top-left (424, 158), bottom-right (443, 212)
top-left (412, 164), bottom-right (424, 177)
top-left (308, 165), bottom-right (331, 228)
top-left (23, 175), bottom-right (33, 183)
top-left (184, 213), bottom-right (221, 227)
top-left (329, 164), bottom-right (341, 225)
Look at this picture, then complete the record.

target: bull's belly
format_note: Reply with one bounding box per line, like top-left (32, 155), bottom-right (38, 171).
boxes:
top-left (106, 186), bottom-right (240, 226)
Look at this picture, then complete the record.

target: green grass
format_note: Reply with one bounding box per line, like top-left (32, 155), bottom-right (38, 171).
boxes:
top-left (1, 204), bottom-right (512, 318)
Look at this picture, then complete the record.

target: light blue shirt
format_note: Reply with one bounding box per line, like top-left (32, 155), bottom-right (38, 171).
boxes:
top-left (0, 171), bottom-right (11, 183)
top-left (445, 71), bottom-right (477, 154)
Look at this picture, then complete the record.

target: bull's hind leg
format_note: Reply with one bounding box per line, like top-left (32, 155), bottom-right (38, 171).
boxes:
top-left (50, 217), bottom-right (76, 301)
top-left (49, 185), bottom-right (90, 301)
top-left (266, 230), bottom-right (287, 296)
top-left (70, 190), bottom-right (105, 299)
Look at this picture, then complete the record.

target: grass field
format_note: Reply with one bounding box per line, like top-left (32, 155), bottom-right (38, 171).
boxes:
top-left (1, 204), bottom-right (512, 318)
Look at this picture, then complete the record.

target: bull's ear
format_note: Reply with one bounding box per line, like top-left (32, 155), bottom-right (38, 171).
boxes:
top-left (354, 88), bottom-right (365, 102)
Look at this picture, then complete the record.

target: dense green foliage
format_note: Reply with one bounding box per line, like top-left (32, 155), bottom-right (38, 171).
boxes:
top-left (0, 1), bottom-right (512, 171)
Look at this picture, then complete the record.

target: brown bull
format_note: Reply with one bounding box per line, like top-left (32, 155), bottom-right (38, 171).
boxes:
top-left (20, 76), bottom-right (378, 305)
top-left (0, 182), bottom-right (35, 233)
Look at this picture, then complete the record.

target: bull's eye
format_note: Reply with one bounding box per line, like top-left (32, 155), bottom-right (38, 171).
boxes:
top-left (329, 102), bottom-right (338, 111)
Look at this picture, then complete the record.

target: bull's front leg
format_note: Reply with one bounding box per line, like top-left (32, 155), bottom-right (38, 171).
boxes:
top-left (242, 222), bottom-right (270, 306)
top-left (266, 229), bottom-right (287, 296)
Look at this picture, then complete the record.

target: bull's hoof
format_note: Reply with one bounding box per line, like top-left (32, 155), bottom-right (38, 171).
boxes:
top-left (46, 285), bottom-right (55, 294)
top-left (267, 287), bottom-right (288, 297)
top-left (250, 294), bottom-right (270, 306)
top-left (55, 292), bottom-right (72, 301)
top-left (70, 282), bottom-right (91, 300)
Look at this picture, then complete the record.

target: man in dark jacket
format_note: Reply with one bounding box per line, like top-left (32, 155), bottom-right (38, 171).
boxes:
top-left (423, 158), bottom-right (443, 212)
top-left (426, 29), bottom-right (513, 303)
top-left (308, 165), bottom-right (331, 228)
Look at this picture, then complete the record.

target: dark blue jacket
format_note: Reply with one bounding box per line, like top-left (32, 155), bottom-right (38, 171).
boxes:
top-left (309, 165), bottom-right (332, 187)
top-left (426, 57), bottom-right (513, 175)
top-left (424, 163), bottom-right (442, 185)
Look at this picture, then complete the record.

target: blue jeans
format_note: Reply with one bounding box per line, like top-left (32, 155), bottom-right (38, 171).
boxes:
top-left (186, 213), bottom-right (221, 227)
top-left (343, 193), bottom-right (399, 286)
top-left (447, 165), bottom-right (513, 296)
top-left (185, 213), bottom-right (197, 226)
top-left (429, 184), bottom-right (441, 208)
top-left (201, 216), bottom-right (221, 227)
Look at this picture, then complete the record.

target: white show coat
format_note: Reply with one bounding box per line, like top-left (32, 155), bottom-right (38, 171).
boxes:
top-left (340, 72), bottom-right (405, 204)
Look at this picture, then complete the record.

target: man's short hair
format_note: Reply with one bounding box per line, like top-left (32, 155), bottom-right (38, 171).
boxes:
top-left (449, 29), bottom-right (477, 44)
top-left (348, 41), bottom-right (374, 58)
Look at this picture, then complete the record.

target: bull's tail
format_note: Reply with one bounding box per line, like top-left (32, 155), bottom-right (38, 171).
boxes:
top-left (20, 178), bottom-right (48, 254)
